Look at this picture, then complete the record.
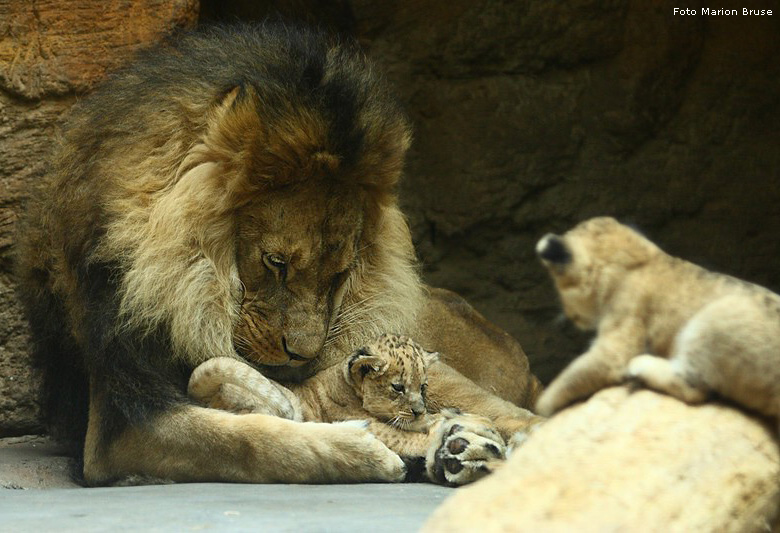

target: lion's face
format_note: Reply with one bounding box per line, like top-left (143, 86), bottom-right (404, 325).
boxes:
top-left (536, 217), bottom-right (659, 330)
top-left (234, 182), bottom-right (370, 367)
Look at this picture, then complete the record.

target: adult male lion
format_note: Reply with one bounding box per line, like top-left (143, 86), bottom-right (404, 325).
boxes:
top-left (16, 24), bottom-right (541, 485)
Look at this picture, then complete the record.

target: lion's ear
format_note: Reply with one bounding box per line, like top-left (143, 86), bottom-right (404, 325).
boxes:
top-left (205, 82), bottom-right (261, 142)
top-left (345, 350), bottom-right (387, 388)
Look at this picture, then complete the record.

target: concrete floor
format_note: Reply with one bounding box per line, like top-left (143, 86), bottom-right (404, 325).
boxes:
top-left (2, 483), bottom-right (453, 532)
top-left (0, 436), bottom-right (453, 532)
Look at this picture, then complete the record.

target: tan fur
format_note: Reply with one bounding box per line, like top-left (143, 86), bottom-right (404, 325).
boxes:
top-left (413, 288), bottom-right (544, 409)
top-left (535, 217), bottom-right (780, 425)
top-left (189, 334), bottom-right (439, 454)
top-left (85, 404), bottom-right (405, 484)
top-left (89, 86), bottom-right (420, 369)
top-left (17, 26), bottom-right (541, 486)
top-left (189, 334), bottom-right (521, 484)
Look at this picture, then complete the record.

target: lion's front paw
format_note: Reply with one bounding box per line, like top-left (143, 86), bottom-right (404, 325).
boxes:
top-left (425, 414), bottom-right (506, 486)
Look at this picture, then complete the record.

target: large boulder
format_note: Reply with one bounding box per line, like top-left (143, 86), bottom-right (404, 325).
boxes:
top-left (424, 388), bottom-right (780, 531)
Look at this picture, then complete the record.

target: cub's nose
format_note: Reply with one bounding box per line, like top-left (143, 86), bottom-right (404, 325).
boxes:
top-left (411, 396), bottom-right (426, 417)
top-left (536, 234), bottom-right (571, 265)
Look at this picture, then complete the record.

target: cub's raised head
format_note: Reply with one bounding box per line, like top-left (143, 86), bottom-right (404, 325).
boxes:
top-left (344, 333), bottom-right (439, 431)
top-left (536, 217), bottom-right (659, 330)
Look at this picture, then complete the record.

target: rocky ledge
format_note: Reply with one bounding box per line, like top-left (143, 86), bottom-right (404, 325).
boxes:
top-left (424, 387), bottom-right (780, 532)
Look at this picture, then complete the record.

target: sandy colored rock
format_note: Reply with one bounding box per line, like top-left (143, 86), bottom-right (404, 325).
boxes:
top-left (423, 388), bottom-right (780, 532)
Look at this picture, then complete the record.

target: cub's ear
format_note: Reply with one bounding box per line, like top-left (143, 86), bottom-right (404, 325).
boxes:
top-left (423, 350), bottom-right (440, 366)
top-left (345, 350), bottom-right (387, 387)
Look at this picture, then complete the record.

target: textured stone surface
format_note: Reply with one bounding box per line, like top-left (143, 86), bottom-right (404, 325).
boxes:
top-left (0, 0), bottom-right (199, 99)
top-left (0, 95), bottom-right (74, 435)
top-left (423, 388), bottom-right (780, 532)
top-left (0, 0), bottom-right (198, 436)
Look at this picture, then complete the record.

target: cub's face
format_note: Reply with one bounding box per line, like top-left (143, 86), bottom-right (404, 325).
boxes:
top-left (537, 217), bottom-right (658, 331)
top-left (346, 334), bottom-right (438, 432)
top-left (234, 181), bottom-right (369, 367)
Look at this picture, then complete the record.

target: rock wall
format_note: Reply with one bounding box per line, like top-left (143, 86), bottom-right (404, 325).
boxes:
top-left (352, 0), bottom-right (780, 383)
top-left (0, 0), bottom-right (778, 434)
top-left (0, 0), bottom-right (199, 436)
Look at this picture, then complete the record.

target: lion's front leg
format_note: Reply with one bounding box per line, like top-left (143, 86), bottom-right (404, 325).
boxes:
top-left (426, 361), bottom-right (544, 441)
top-left (83, 398), bottom-right (406, 485)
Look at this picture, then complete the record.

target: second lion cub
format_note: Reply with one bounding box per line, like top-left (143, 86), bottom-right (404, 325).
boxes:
top-left (535, 216), bottom-right (780, 427)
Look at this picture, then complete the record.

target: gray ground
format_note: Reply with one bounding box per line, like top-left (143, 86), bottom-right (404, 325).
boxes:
top-left (0, 436), bottom-right (453, 532)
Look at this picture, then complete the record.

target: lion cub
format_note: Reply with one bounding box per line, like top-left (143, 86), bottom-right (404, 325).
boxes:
top-left (189, 333), bottom-right (439, 436)
top-left (535, 216), bottom-right (780, 426)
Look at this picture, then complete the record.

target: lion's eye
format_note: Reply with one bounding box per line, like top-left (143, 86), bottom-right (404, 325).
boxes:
top-left (421, 383), bottom-right (428, 396)
top-left (391, 383), bottom-right (405, 394)
top-left (263, 253), bottom-right (287, 279)
top-left (332, 269), bottom-right (349, 288)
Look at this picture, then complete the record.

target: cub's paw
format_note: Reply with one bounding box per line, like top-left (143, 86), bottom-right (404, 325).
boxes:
top-left (426, 414), bottom-right (506, 486)
top-left (624, 354), bottom-right (660, 381)
top-left (535, 388), bottom-right (565, 418)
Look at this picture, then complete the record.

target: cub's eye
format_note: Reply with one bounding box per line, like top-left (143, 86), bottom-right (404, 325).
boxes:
top-left (421, 383), bottom-right (428, 395)
top-left (391, 383), bottom-right (405, 394)
top-left (263, 253), bottom-right (287, 279)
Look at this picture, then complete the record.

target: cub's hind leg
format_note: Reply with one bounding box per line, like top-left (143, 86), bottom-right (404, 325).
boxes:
top-left (626, 354), bottom-right (708, 404)
top-left (188, 357), bottom-right (304, 421)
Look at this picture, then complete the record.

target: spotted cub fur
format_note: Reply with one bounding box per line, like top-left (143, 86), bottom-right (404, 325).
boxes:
top-left (190, 333), bottom-right (509, 485)
top-left (535, 216), bottom-right (780, 428)
top-left (190, 333), bottom-right (437, 429)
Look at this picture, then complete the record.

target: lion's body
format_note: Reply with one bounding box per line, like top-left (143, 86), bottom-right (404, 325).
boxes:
top-left (16, 24), bottom-right (539, 486)
top-left (414, 288), bottom-right (543, 408)
top-left (535, 217), bottom-right (780, 425)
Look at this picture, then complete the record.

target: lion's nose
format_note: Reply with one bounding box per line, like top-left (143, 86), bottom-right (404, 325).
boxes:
top-left (281, 336), bottom-right (318, 361)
